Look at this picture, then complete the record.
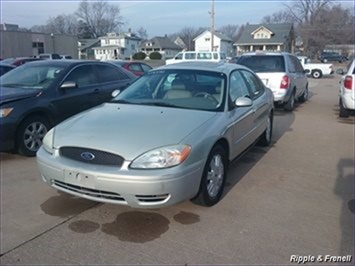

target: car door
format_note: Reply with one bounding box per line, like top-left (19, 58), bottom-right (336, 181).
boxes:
top-left (94, 63), bottom-right (133, 102)
top-left (51, 64), bottom-right (102, 123)
top-left (240, 70), bottom-right (269, 139)
top-left (290, 55), bottom-right (307, 97)
top-left (227, 70), bottom-right (256, 159)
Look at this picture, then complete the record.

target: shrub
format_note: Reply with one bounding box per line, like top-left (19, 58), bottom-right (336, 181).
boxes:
top-left (149, 52), bottom-right (162, 60)
top-left (132, 52), bottom-right (146, 60)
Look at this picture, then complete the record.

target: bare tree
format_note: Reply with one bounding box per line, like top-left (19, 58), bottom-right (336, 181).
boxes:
top-left (46, 14), bottom-right (79, 35)
top-left (76, 0), bottom-right (124, 38)
top-left (261, 10), bottom-right (297, 24)
top-left (284, 0), bottom-right (333, 24)
top-left (136, 27), bottom-right (148, 41)
top-left (218, 24), bottom-right (239, 42)
top-left (178, 26), bottom-right (207, 50)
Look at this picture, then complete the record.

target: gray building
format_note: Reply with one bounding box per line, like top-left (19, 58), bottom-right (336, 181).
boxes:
top-left (0, 30), bottom-right (78, 59)
top-left (234, 23), bottom-right (294, 55)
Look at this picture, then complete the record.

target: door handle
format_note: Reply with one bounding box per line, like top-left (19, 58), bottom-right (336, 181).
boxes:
top-left (92, 89), bottom-right (100, 94)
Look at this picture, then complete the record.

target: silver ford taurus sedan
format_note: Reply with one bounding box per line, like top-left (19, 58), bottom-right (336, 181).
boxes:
top-left (37, 62), bottom-right (274, 208)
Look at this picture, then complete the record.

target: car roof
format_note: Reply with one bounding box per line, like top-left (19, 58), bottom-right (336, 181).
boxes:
top-left (241, 51), bottom-right (291, 56)
top-left (20, 60), bottom-right (114, 67)
top-left (155, 62), bottom-right (250, 75)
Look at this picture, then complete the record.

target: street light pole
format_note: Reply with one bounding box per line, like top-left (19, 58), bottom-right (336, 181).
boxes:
top-left (211, 0), bottom-right (215, 51)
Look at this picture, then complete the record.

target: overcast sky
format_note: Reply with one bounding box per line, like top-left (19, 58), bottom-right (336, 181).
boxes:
top-left (1, 0), bottom-right (354, 37)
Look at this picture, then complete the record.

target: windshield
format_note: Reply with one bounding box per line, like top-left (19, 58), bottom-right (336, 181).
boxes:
top-left (238, 55), bottom-right (285, 73)
top-left (1, 58), bottom-right (16, 65)
top-left (113, 69), bottom-right (226, 111)
top-left (0, 64), bottom-right (66, 89)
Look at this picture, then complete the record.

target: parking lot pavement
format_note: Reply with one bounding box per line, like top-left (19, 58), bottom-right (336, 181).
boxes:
top-left (1, 76), bottom-right (354, 265)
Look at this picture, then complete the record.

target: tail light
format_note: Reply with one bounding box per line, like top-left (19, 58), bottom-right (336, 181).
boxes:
top-left (280, 75), bottom-right (289, 89)
top-left (344, 76), bottom-right (353, 90)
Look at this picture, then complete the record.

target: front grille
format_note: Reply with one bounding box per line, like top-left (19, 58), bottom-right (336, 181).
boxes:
top-left (135, 194), bottom-right (170, 203)
top-left (53, 180), bottom-right (125, 202)
top-left (60, 147), bottom-right (124, 167)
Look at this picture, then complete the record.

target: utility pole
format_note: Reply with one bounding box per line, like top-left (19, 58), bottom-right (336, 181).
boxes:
top-left (210, 0), bottom-right (215, 51)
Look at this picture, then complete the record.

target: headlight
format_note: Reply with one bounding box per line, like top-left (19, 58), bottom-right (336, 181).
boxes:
top-left (0, 108), bottom-right (13, 118)
top-left (42, 128), bottom-right (55, 154)
top-left (130, 145), bottom-right (191, 169)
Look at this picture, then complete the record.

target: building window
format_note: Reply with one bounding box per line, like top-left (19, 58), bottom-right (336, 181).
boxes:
top-left (205, 38), bottom-right (210, 41)
top-left (32, 42), bottom-right (44, 53)
top-left (131, 44), bottom-right (135, 50)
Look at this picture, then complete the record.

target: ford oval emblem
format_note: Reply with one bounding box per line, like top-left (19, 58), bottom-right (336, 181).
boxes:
top-left (80, 152), bottom-right (95, 161)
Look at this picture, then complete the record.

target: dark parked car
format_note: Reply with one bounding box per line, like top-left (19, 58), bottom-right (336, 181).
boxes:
top-left (1, 57), bottom-right (43, 67)
top-left (0, 60), bottom-right (136, 156)
top-left (0, 64), bottom-right (15, 76)
top-left (319, 52), bottom-right (348, 63)
top-left (107, 60), bottom-right (152, 76)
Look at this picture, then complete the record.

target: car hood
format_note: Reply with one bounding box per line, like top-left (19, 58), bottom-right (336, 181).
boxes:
top-left (0, 86), bottom-right (40, 104)
top-left (54, 103), bottom-right (217, 160)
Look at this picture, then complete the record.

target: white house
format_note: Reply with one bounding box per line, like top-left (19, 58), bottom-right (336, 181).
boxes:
top-left (93, 31), bottom-right (141, 60)
top-left (140, 36), bottom-right (181, 59)
top-left (193, 30), bottom-right (233, 56)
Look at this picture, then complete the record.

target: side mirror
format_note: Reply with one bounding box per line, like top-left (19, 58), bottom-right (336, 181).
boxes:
top-left (111, 89), bottom-right (121, 98)
top-left (336, 69), bottom-right (345, 75)
top-left (235, 97), bottom-right (253, 107)
top-left (60, 81), bottom-right (76, 89)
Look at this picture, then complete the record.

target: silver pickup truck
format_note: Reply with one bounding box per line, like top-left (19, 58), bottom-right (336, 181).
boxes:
top-left (298, 56), bottom-right (334, 79)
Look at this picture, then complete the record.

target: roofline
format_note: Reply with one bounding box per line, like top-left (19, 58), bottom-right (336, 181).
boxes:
top-left (234, 42), bottom-right (284, 46)
top-left (251, 26), bottom-right (274, 35)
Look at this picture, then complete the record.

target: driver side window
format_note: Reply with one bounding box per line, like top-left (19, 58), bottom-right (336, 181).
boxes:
top-left (65, 65), bottom-right (98, 88)
top-left (229, 71), bottom-right (251, 102)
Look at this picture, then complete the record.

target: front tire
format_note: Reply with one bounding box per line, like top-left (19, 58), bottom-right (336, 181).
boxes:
top-left (193, 144), bottom-right (227, 206)
top-left (17, 116), bottom-right (50, 156)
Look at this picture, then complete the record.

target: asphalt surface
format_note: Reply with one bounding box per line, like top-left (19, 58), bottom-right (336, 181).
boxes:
top-left (1, 75), bottom-right (354, 265)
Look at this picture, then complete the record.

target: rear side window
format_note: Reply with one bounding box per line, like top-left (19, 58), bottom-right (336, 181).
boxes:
top-left (185, 53), bottom-right (196, 59)
top-left (128, 63), bottom-right (142, 72)
top-left (238, 55), bottom-right (285, 73)
top-left (197, 52), bottom-right (212, 60)
top-left (289, 55), bottom-right (304, 73)
top-left (96, 64), bottom-right (129, 82)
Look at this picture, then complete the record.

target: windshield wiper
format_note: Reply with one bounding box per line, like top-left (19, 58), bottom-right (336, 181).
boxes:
top-left (110, 99), bottom-right (132, 104)
top-left (143, 102), bottom-right (185, 108)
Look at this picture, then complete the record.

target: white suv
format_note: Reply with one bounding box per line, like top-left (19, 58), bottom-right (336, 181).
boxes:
top-left (237, 52), bottom-right (309, 111)
top-left (337, 59), bottom-right (355, 118)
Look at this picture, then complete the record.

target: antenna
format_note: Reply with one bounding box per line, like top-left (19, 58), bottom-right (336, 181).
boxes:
top-left (211, 0), bottom-right (215, 51)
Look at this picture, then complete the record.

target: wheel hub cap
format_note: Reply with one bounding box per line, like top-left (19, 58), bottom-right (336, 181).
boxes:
top-left (206, 154), bottom-right (224, 198)
top-left (23, 122), bottom-right (47, 152)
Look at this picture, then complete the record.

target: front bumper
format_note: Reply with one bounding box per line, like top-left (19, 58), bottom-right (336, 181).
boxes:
top-left (37, 147), bottom-right (204, 208)
top-left (0, 118), bottom-right (17, 151)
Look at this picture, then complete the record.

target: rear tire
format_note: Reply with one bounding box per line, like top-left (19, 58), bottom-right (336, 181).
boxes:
top-left (284, 92), bottom-right (295, 111)
top-left (299, 85), bottom-right (309, 103)
top-left (312, 70), bottom-right (322, 79)
top-left (193, 144), bottom-right (227, 206)
top-left (339, 99), bottom-right (349, 118)
top-left (17, 116), bottom-right (50, 157)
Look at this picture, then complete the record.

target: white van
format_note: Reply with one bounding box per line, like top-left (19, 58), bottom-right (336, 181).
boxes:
top-left (166, 51), bottom-right (227, 65)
